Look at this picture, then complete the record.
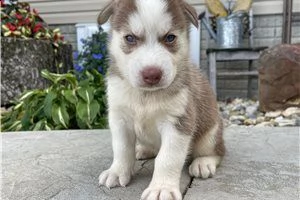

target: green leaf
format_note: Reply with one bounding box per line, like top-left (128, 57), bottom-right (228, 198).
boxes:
top-left (76, 100), bottom-right (91, 123)
top-left (51, 103), bottom-right (69, 129)
top-left (44, 91), bottom-right (57, 118)
top-left (21, 110), bottom-right (31, 130)
top-left (33, 120), bottom-right (44, 131)
top-left (78, 79), bottom-right (90, 87)
top-left (41, 70), bottom-right (78, 88)
top-left (13, 102), bottom-right (24, 110)
top-left (19, 90), bottom-right (38, 101)
top-left (41, 70), bottom-right (55, 82)
top-left (76, 117), bottom-right (88, 129)
top-left (89, 100), bottom-right (100, 122)
top-left (77, 87), bottom-right (94, 103)
top-left (6, 121), bottom-right (22, 131)
top-left (62, 89), bottom-right (77, 105)
top-left (93, 117), bottom-right (108, 129)
top-left (44, 121), bottom-right (53, 131)
top-left (55, 74), bottom-right (78, 88)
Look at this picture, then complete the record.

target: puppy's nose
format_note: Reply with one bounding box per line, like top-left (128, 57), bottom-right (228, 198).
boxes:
top-left (141, 67), bottom-right (162, 85)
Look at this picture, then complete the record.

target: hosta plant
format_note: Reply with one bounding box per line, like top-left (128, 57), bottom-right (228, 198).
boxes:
top-left (1, 69), bottom-right (107, 131)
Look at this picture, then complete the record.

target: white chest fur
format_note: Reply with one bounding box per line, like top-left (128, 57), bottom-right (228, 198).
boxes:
top-left (107, 76), bottom-right (189, 143)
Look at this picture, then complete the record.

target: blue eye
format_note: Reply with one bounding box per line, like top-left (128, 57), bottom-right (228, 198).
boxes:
top-left (125, 35), bottom-right (137, 44)
top-left (165, 34), bottom-right (176, 43)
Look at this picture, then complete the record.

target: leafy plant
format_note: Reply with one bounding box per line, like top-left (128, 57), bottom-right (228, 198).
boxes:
top-left (205, 0), bottom-right (252, 17)
top-left (1, 12), bottom-right (109, 131)
top-left (73, 28), bottom-right (108, 79)
top-left (1, 0), bottom-right (64, 46)
top-left (1, 70), bottom-right (107, 131)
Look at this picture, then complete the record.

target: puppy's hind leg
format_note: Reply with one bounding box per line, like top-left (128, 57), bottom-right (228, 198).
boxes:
top-left (136, 142), bottom-right (158, 160)
top-left (189, 122), bottom-right (225, 179)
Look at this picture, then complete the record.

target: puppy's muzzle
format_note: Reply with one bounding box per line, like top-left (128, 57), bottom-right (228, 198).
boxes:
top-left (141, 67), bottom-right (162, 86)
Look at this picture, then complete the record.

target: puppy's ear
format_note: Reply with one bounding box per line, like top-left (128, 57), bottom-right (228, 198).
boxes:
top-left (182, 2), bottom-right (199, 28)
top-left (97, 1), bottom-right (114, 25)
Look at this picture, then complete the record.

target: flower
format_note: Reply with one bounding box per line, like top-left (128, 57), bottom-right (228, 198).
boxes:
top-left (15, 13), bottom-right (23, 20)
top-left (1, 0), bottom-right (5, 7)
top-left (33, 8), bottom-right (38, 15)
top-left (33, 23), bottom-right (43, 33)
top-left (24, 17), bottom-right (30, 25)
top-left (80, 38), bottom-right (86, 44)
top-left (92, 53), bottom-right (103, 60)
top-left (74, 64), bottom-right (84, 72)
top-left (98, 66), bottom-right (104, 74)
top-left (6, 23), bottom-right (17, 31)
top-left (73, 51), bottom-right (79, 60)
top-left (73, 30), bottom-right (108, 78)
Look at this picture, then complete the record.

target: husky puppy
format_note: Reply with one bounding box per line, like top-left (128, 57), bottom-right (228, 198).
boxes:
top-left (98, 0), bottom-right (225, 199)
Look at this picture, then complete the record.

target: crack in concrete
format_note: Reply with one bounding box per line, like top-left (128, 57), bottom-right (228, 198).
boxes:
top-left (136, 160), bottom-right (152, 173)
top-left (182, 176), bottom-right (193, 199)
top-left (44, 188), bottom-right (65, 200)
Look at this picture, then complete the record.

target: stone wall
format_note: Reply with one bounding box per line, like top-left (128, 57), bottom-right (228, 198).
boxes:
top-left (1, 37), bottom-right (73, 106)
top-left (200, 14), bottom-right (300, 100)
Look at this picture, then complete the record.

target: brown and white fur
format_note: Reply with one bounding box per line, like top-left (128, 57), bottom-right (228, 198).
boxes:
top-left (97, 0), bottom-right (225, 199)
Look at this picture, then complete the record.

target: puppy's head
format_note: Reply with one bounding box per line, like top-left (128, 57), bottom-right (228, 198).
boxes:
top-left (98, 0), bottom-right (198, 91)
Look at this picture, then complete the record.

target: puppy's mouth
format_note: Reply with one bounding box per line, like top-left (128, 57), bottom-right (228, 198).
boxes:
top-left (138, 79), bottom-right (168, 91)
top-left (138, 84), bottom-right (165, 91)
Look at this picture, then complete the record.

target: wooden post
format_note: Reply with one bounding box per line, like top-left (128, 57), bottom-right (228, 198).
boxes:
top-left (282, 0), bottom-right (293, 44)
top-left (208, 52), bottom-right (217, 94)
top-left (247, 60), bottom-right (254, 98)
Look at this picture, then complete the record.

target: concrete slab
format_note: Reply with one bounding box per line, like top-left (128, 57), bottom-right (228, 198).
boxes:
top-left (1, 127), bottom-right (299, 200)
top-left (1, 130), bottom-right (190, 200)
top-left (185, 127), bottom-right (300, 200)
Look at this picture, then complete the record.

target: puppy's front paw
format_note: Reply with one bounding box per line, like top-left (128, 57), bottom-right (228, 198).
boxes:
top-left (99, 167), bottom-right (132, 188)
top-left (141, 185), bottom-right (182, 200)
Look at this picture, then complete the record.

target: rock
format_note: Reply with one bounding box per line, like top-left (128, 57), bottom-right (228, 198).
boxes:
top-left (274, 116), bottom-right (284, 121)
top-left (232, 98), bottom-right (244, 105)
top-left (229, 115), bottom-right (246, 122)
top-left (229, 122), bottom-right (241, 126)
top-left (258, 44), bottom-right (300, 112)
top-left (222, 119), bottom-right (231, 127)
top-left (221, 110), bottom-right (230, 119)
top-left (255, 121), bottom-right (276, 127)
top-left (218, 102), bottom-right (226, 111)
top-left (244, 118), bottom-right (256, 126)
top-left (1, 37), bottom-right (73, 106)
top-left (256, 116), bottom-right (266, 123)
top-left (274, 117), bottom-right (297, 127)
top-left (265, 110), bottom-right (282, 118)
top-left (282, 107), bottom-right (300, 117)
top-left (219, 98), bottom-right (299, 127)
top-left (231, 104), bottom-right (245, 112)
top-left (279, 120), bottom-right (297, 127)
top-left (245, 105), bottom-right (259, 118)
